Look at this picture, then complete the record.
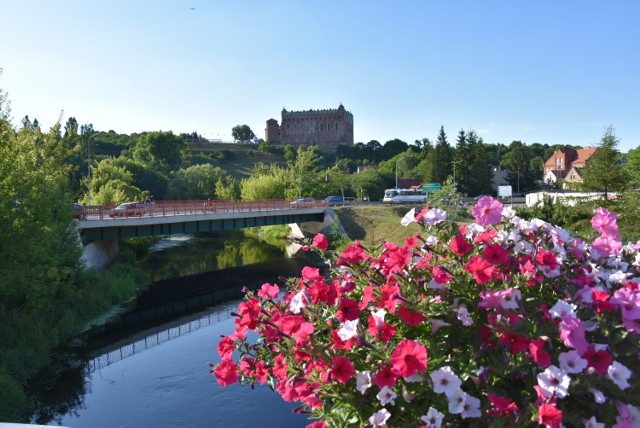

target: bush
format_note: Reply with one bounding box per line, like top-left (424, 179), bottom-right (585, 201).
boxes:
top-left (212, 198), bottom-right (640, 427)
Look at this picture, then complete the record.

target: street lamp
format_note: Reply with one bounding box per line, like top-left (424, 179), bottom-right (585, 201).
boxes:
top-left (452, 160), bottom-right (462, 190)
top-left (395, 156), bottom-right (406, 189)
top-left (87, 132), bottom-right (97, 206)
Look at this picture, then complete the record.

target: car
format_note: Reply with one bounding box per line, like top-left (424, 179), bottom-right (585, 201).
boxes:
top-left (289, 198), bottom-right (315, 208)
top-left (109, 202), bottom-right (147, 217)
top-left (324, 195), bottom-right (344, 206)
top-left (71, 203), bottom-right (86, 220)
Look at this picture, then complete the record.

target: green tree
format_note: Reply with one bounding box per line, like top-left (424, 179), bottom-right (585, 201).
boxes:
top-left (231, 124), bottom-right (256, 143)
top-left (166, 164), bottom-right (228, 200)
top-left (349, 169), bottom-right (385, 201)
top-left (88, 158), bottom-right (142, 204)
top-left (240, 164), bottom-right (288, 200)
top-left (131, 131), bottom-right (187, 174)
top-left (431, 126), bottom-right (453, 184)
top-left (625, 146), bottom-right (640, 186)
top-left (215, 176), bottom-right (241, 200)
top-left (501, 141), bottom-right (533, 194)
top-left (582, 126), bottom-right (628, 199)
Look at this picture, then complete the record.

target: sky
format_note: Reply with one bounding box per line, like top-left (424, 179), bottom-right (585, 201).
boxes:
top-left (1, 1), bottom-right (639, 152)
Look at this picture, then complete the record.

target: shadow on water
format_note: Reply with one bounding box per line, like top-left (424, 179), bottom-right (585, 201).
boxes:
top-left (27, 232), bottom-right (319, 427)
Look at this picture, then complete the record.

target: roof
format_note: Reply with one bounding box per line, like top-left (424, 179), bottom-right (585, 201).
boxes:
top-left (574, 147), bottom-right (598, 164)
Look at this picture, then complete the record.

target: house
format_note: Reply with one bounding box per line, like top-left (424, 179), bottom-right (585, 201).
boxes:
top-left (543, 147), bottom-right (598, 186)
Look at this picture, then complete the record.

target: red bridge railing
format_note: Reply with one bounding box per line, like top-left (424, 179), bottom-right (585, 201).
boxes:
top-left (76, 199), bottom-right (328, 221)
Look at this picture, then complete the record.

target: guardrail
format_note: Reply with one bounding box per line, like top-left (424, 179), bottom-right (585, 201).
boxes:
top-left (75, 199), bottom-right (328, 221)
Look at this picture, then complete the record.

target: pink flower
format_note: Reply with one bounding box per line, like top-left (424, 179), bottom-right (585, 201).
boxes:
top-left (559, 315), bottom-right (589, 354)
top-left (591, 207), bottom-right (619, 238)
top-left (538, 403), bottom-right (563, 428)
top-left (583, 345), bottom-right (613, 374)
top-left (472, 196), bottom-right (503, 226)
top-left (487, 393), bottom-right (519, 417)
top-left (610, 288), bottom-right (640, 321)
top-left (331, 355), bottom-right (355, 384)
top-left (390, 339), bottom-right (428, 378)
top-left (257, 282), bottom-right (279, 299)
top-left (213, 358), bottom-right (239, 387)
top-left (450, 233), bottom-right (472, 255)
top-left (465, 256), bottom-right (495, 285)
top-left (591, 235), bottom-right (623, 258)
top-left (312, 233), bottom-right (329, 250)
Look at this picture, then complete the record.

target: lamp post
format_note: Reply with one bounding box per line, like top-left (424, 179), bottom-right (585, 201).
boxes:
top-left (452, 160), bottom-right (462, 190)
top-left (87, 132), bottom-right (94, 206)
top-left (395, 156), bottom-right (406, 189)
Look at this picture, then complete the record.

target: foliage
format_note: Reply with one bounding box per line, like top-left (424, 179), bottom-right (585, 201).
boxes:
top-left (130, 131), bottom-right (187, 174)
top-left (213, 199), bottom-right (640, 427)
top-left (582, 126), bottom-right (628, 199)
top-left (216, 176), bottom-right (241, 200)
top-left (427, 176), bottom-right (468, 221)
top-left (232, 124), bottom-right (256, 144)
top-left (87, 157), bottom-right (142, 205)
top-left (624, 146), bottom-right (640, 187)
top-left (166, 164), bottom-right (228, 200)
top-left (240, 164), bottom-right (288, 200)
top-left (348, 169), bottom-right (385, 201)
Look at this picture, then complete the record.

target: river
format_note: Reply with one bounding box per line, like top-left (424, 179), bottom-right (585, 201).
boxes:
top-left (28, 231), bottom-right (315, 427)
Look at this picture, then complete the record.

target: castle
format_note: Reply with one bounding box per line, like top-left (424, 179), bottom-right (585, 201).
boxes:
top-left (265, 104), bottom-right (354, 151)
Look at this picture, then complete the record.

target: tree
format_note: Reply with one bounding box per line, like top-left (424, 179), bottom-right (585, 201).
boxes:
top-left (231, 125), bottom-right (256, 143)
top-left (240, 164), bottom-right (288, 200)
top-left (582, 126), bottom-right (628, 199)
top-left (131, 131), bottom-right (187, 174)
top-left (625, 146), bottom-right (640, 186)
top-left (431, 126), bottom-right (453, 184)
top-left (501, 141), bottom-right (534, 194)
top-left (166, 164), bottom-right (228, 200)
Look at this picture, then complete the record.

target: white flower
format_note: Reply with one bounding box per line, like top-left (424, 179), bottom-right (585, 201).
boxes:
top-left (502, 206), bottom-right (516, 219)
top-left (401, 208), bottom-right (416, 226)
top-left (549, 300), bottom-right (577, 319)
top-left (456, 306), bottom-right (473, 326)
top-left (376, 386), bottom-right (397, 406)
top-left (537, 365), bottom-right (571, 399)
top-left (420, 407), bottom-right (445, 428)
top-left (404, 373), bottom-right (424, 383)
top-left (583, 416), bottom-right (605, 428)
top-left (425, 235), bottom-right (439, 246)
top-left (430, 366), bottom-right (462, 397)
top-left (447, 390), bottom-right (481, 418)
top-left (558, 350), bottom-right (587, 374)
top-left (337, 319), bottom-right (359, 341)
top-left (588, 388), bottom-right (606, 404)
top-left (356, 370), bottom-right (372, 394)
top-left (428, 318), bottom-right (450, 335)
top-left (289, 290), bottom-right (307, 314)
top-left (425, 208), bottom-right (447, 226)
top-left (607, 360), bottom-right (632, 390)
top-left (368, 408), bottom-right (391, 427)
top-left (370, 308), bottom-right (387, 327)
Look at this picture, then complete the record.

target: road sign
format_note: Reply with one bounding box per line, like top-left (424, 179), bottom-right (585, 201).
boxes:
top-left (424, 183), bottom-right (442, 193)
top-left (498, 185), bottom-right (512, 198)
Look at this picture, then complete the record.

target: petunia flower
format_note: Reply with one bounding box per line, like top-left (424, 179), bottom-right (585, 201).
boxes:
top-left (420, 407), bottom-right (445, 428)
top-left (376, 386), bottom-right (397, 406)
top-left (607, 361), bottom-right (632, 390)
top-left (369, 408), bottom-right (391, 428)
top-left (356, 370), bottom-right (372, 394)
top-left (472, 196), bottom-right (503, 226)
top-left (537, 365), bottom-right (571, 399)
top-left (558, 350), bottom-right (588, 374)
top-left (430, 366), bottom-right (462, 397)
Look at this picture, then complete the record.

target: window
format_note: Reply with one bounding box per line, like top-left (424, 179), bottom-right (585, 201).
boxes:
top-left (335, 122), bottom-right (338, 130)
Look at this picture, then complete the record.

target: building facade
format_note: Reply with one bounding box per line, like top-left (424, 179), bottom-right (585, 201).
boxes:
top-left (265, 104), bottom-right (354, 151)
top-left (543, 147), bottom-right (598, 186)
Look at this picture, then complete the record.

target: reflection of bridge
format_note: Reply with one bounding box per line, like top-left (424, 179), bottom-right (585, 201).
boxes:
top-left (76, 199), bottom-right (327, 243)
top-left (88, 303), bottom-right (235, 373)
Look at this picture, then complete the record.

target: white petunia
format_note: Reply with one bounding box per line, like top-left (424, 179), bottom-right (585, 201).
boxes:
top-left (588, 388), bottom-right (606, 404)
top-left (368, 408), bottom-right (391, 427)
top-left (376, 386), bottom-right (397, 406)
top-left (558, 350), bottom-right (587, 374)
top-left (549, 300), bottom-right (577, 319)
top-left (356, 370), bottom-right (372, 394)
top-left (430, 366), bottom-right (462, 397)
top-left (420, 407), bottom-right (445, 428)
top-left (456, 306), bottom-right (473, 326)
top-left (583, 416), bottom-right (605, 428)
top-left (337, 319), bottom-right (359, 341)
top-left (537, 365), bottom-right (571, 399)
top-left (607, 360), bottom-right (632, 390)
top-left (447, 390), bottom-right (481, 418)
top-left (401, 208), bottom-right (417, 227)
top-left (289, 290), bottom-right (307, 314)
top-left (424, 208), bottom-right (447, 226)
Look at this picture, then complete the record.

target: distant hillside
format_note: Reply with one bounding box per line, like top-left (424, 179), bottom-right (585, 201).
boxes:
top-left (186, 141), bottom-right (288, 179)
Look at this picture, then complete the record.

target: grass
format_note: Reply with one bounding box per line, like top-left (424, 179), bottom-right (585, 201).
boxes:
top-left (333, 205), bottom-right (423, 247)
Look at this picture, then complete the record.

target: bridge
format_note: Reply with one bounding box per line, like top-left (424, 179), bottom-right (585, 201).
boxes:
top-left (75, 199), bottom-right (328, 243)
top-left (74, 199), bottom-right (330, 269)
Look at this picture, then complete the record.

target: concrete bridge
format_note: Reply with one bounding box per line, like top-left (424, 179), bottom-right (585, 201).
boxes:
top-left (75, 199), bottom-right (330, 268)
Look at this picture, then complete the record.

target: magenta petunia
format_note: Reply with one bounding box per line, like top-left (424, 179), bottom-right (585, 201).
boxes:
top-left (472, 196), bottom-right (503, 226)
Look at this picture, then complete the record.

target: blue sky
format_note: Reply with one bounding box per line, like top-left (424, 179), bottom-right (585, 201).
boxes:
top-left (2, 1), bottom-right (639, 152)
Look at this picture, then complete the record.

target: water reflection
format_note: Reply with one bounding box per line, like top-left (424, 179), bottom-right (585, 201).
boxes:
top-left (28, 231), bottom-right (315, 427)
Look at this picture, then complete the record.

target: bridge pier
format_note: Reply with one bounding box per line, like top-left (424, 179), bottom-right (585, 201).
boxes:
top-left (82, 239), bottom-right (120, 270)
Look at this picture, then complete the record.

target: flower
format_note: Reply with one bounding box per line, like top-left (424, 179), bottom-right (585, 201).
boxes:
top-left (472, 196), bottom-right (504, 226)
top-left (420, 407), bottom-right (445, 428)
top-left (430, 366), bottom-right (462, 397)
top-left (537, 365), bottom-right (571, 399)
top-left (212, 358), bottom-right (239, 387)
top-left (558, 350), bottom-right (587, 374)
top-left (608, 360), bottom-right (632, 390)
top-left (389, 339), bottom-right (428, 379)
top-left (591, 207), bottom-right (619, 238)
top-left (312, 233), bottom-right (329, 250)
top-left (538, 403), bottom-right (563, 428)
top-left (369, 408), bottom-right (391, 427)
top-left (356, 370), bottom-right (372, 394)
top-left (337, 319), bottom-right (359, 341)
top-left (376, 386), bottom-right (398, 406)
top-left (424, 207), bottom-right (447, 226)
top-left (331, 355), bottom-right (355, 384)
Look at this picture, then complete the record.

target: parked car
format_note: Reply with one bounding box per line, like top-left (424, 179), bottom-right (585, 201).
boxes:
top-left (71, 203), bottom-right (85, 220)
top-left (289, 198), bottom-right (316, 208)
top-left (109, 202), bottom-right (147, 217)
top-left (324, 195), bottom-right (344, 206)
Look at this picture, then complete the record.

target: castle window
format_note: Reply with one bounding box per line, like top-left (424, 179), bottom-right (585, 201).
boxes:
top-left (320, 123), bottom-right (323, 131)
top-left (335, 122), bottom-right (338, 130)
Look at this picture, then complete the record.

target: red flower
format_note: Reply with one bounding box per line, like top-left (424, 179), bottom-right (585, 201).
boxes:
top-left (389, 339), bottom-right (428, 378)
top-left (592, 289), bottom-right (614, 313)
top-left (398, 305), bottom-right (426, 327)
top-left (450, 233), bottom-right (472, 255)
top-left (487, 393), bottom-right (519, 417)
top-left (336, 297), bottom-right (360, 322)
top-left (537, 403), bottom-right (563, 428)
top-left (372, 364), bottom-right (399, 389)
top-left (465, 256), bottom-right (495, 285)
top-left (482, 243), bottom-right (510, 265)
top-left (498, 332), bottom-right (530, 355)
top-left (367, 313), bottom-right (397, 341)
top-left (217, 336), bottom-right (235, 358)
top-left (583, 345), bottom-right (613, 374)
top-left (306, 421), bottom-right (327, 428)
top-left (331, 329), bottom-right (356, 350)
top-left (312, 233), bottom-right (329, 250)
top-left (213, 358), bottom-right (239, 387)
top-left (432, 265), bottom-right (452, 285)
top-left (331, 355), bottom-right (355, 384)
top-left (257, 283), bottom-right (279, 299)
top-left (528, 338), bottom-right (551, 368)
top-left (301, 266), bottom-right (323, 282)
top-left (337, 241), bottom-right (368, 265)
